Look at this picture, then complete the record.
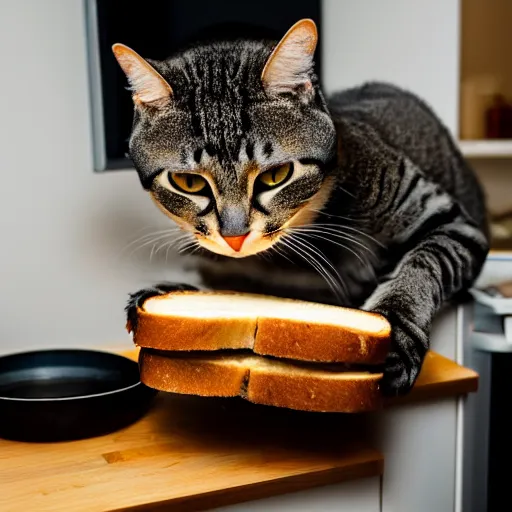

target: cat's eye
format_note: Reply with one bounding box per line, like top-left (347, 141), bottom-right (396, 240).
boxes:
top-left (259, 163), bottom-right (292, 188)
top-left (169, 172), bottom-right (207, 194)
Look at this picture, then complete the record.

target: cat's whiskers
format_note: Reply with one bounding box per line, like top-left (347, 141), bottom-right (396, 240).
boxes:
top-left (150, 232), bottom-right (193, 262)
top-left (177, 238), bottom-right (196, 253)
top-left (166, 233), bottom-right (197, 261)
top-left (187, 244), bottom-right (202, 256)
top-left (337, 185), bottom-right (356, 199)
top-left (151, 233), bottom-right (193, 262)
top-left (290, 227), bottom-right (379, 285)
top-left (127, 226), bottom-right (181, 247)
top-left (294, 230), bottom-right (368, 267)
top-left (288, 234), bottom-right (348, 294)
top-left (296, 221), bottom-right (385, 248)
top-left (165, 237), bottom-right (180, 262)
top-left (290, 226), bottom-right (376, 257)
top-left (278, 237), bottom-right (340, 299)
top-left (122, 227), bottom-right (182, 252)
top-left (178, 241), bottom-right (197, 253)
top-left (310, 208), bottom-right (369, 223)
top-left (269, 244), bottom-right (295, 265)
top-left (177, 236), bottom-right (202, 256)
top-left (124, 231), bottom-right (182, 260)
top-left (314, 223), bottom-right (383, 246)
top-left (278, 233), bottom-right (346, 302)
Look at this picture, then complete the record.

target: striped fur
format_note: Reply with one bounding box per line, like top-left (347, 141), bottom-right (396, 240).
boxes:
top-left (116, 30), bottom-right (489, 396)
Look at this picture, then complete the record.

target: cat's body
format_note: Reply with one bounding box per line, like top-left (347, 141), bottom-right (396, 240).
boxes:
top-left (114, 20), bottom-right (489, 395)
top-left (197, 81), bottom-right (488, 307)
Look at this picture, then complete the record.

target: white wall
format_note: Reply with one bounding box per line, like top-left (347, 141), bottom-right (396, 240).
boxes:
top-left (322, 0), bottom-right (460, 134)
top-left (0, 0), bottom-right (194, 354)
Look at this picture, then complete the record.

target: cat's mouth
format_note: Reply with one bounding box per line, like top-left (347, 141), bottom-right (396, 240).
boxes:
top-left (195, 230), bottom-right (283, 259)
top-left (193, 202), bottom-right (319, 259)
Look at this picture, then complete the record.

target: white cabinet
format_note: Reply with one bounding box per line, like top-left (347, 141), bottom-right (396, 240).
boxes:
top-left (373, 399), bottom-right (458, 512)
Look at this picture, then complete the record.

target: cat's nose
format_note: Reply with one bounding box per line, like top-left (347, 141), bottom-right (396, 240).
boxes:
top-left (219, 206), bottom-right (249, 240)
top-left (223, 235), bottom-right (248, 252)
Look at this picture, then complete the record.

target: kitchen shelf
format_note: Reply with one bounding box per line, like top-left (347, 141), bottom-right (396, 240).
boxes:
top-left (459, 1), bottom-right (512, 148)
top-left (459, 139), bottom-right (512, 158)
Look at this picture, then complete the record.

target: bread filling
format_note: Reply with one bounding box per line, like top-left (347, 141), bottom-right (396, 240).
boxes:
top-left (146, 349), bottom-right (384, 374)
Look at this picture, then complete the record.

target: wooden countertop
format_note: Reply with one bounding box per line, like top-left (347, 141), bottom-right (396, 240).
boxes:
top-left (0, 394), bottom-right (382, 512)
top-left (0, 350), bottom-right (477, 512)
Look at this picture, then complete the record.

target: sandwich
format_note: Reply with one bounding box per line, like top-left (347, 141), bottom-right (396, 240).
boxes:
top-left (131, 290), bottom-right (391, 413)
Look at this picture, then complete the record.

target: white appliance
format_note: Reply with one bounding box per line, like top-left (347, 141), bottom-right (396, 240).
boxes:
top-left (462, 252), bottom-right (512, 512)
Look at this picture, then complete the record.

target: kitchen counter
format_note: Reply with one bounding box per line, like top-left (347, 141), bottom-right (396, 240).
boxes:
top-left (0, 350), bottom-right (477, 512)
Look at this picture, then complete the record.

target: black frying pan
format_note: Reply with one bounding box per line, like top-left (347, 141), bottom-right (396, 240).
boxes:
top-left (0, 349), bottom-right (157, 442)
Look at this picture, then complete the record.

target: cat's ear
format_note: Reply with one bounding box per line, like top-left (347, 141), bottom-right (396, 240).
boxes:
top-left (112, 43), bottom-right (172, 108)
top-left (261, 19), bottom-right (317, 95)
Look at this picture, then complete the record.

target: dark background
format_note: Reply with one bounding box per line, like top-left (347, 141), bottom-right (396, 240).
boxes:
top-left (90, 0), bottom-right (322, 170)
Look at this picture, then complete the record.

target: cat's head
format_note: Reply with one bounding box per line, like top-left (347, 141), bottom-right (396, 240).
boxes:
top-left (113, 19), bottom-right (336, 258)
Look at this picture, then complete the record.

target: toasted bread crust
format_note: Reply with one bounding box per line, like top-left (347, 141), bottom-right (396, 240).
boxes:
top-left (254, 317), bottom-right (390, 364)
top-left (134, 291), bottom-right (391, 365)
top-left (135, 311), bottom-right (256, 351)
top-left (139, 349), bottom-right (383, 413)
top-left (139, 350), bottom-right (248, 397)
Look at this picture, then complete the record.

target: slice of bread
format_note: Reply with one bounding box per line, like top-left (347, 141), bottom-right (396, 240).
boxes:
top-left (134, 291), bottom-right (391, 365)
top-left (139, 349), bottom-right (383, 413)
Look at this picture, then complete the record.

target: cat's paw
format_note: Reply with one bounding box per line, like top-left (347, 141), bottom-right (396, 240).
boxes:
top-left (371, 310), bottom-right (428, 396)
top-left (125, 282), bottom-right (198, 333)
top-left (380, 351), bottom-right (418, 396)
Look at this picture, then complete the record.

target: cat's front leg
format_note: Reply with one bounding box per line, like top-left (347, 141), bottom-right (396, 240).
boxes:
top-left (362, 220), bottom-right (488, 396)
top-left (125, 282), bottom-right (199, 333)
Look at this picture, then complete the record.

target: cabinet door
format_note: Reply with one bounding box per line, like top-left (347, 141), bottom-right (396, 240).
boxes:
top-left (372, 399), bottom-right (457, 512)
top-left (211, 476), bottom-right (381, 511)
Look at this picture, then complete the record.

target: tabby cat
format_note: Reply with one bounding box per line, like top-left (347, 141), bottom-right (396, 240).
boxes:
top-left (112, 19), bottom-right (489, 395)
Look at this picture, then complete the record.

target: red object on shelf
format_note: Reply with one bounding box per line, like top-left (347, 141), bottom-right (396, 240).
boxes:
top-left (486, 95), bottom-right (512, 139)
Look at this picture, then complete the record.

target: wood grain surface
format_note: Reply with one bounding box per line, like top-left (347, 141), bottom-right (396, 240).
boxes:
top-left (0, 391), bottom-right (382, 512)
